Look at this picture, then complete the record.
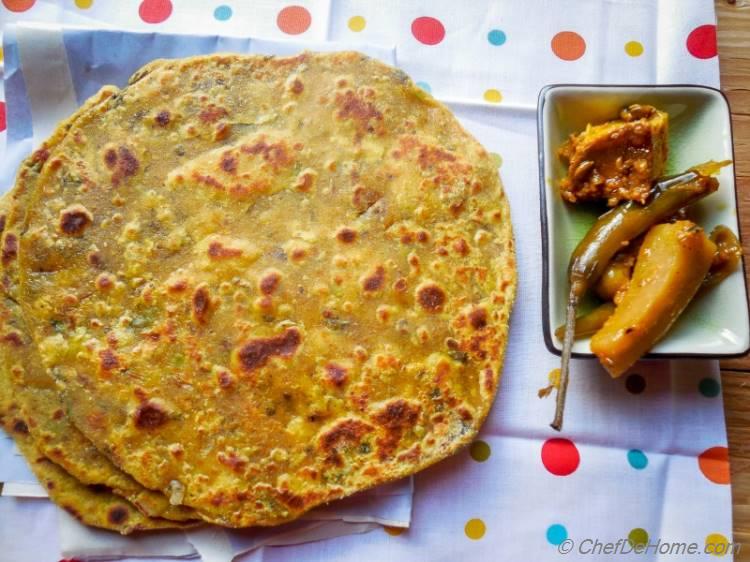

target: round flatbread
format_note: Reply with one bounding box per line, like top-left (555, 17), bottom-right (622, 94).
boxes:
top-left (0, 399), bottom-right (191, 534)
top-left (0, 89), bottom-right (197, 524)
top-left (17, 52), bottom-right (515, 527)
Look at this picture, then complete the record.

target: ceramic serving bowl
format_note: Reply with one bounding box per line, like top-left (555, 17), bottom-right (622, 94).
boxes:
top-left (538, 84), bottom-right (750, 359)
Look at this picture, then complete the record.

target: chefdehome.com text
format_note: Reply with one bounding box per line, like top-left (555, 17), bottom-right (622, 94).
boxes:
top-left (556, 537), bottom-right (740, 556)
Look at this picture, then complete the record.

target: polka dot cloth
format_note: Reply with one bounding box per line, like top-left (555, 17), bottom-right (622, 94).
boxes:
top-left (0, 5), bottom-right (715, 106)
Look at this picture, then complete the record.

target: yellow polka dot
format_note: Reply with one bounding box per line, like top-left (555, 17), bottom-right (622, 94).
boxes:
top-left (0, 47), bottom-right (4, 63)
top-left (348, 16), bottom-right (366, 32)
top-left (469, 440), bottom-right (491, 462)
top-left (625, 41), bottom-right (644, 57)
top-left (483, 89), bottom-right (502, 103)
top-left (489, 152), bottom-right (503, 169)
top-left (75, 0), bottom-right (93, 8)
top-left (705, 533), bottom-right (730, 557)
top-left (464, 518), bottom-right (486, 540)
top-left (384, 525), bottom-right (405, 536)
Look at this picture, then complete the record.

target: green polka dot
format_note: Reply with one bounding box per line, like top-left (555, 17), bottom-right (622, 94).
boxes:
top-left (489, 152), bottom-right (503, 168)
top-left (470, 440), bottom-right (491, 462)
top-left (699, 377), bottom-right (721, 398)
top-left (628, 528), bottom-right (649, 548)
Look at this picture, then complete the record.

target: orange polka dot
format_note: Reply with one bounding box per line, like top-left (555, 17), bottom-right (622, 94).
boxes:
top-left (384, 525), bottom-right (405, 536)
top-left (551, 31), bottom-right (586, 61)
top-left (2, 0), bottom-right (35, 12)
top-left (698, 446), bottom-right (730, 485)
top-left (277, 5), bottom-right (311, 35)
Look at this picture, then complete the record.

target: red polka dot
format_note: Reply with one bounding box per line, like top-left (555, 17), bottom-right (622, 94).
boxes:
top-left (411, 16), bottom-right (445, 46)
top-left (277, 5), bottom-right (311, 35)
top-left (0, 102), bottom-right (6, 133)
top-left (138, 0), bottom-right (172, 24)
top-left (541, 438), bottom-right (580, 476)
top-left (2, 0), bottom-right (35, 12)
top-left (551, 31), bottom-right (586, 61)
top-left (687, 25), bottom-right (717, 59)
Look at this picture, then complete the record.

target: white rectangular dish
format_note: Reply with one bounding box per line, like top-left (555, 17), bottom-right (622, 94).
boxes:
top-left (538, 84), bottom-right (750, 358)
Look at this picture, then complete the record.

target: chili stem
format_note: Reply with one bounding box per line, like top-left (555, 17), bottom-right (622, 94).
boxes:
top-left (552, 290), bottom-right (577, 431)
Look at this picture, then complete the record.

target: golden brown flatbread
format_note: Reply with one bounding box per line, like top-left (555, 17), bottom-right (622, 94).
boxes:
top-left (0, 88), bottom-right (197, 525)
top-left (14, 52), bottom-right (515, 527)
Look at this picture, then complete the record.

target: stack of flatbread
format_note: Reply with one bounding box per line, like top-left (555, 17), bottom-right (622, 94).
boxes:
top-left (0, 52), bottom-right (516, 532)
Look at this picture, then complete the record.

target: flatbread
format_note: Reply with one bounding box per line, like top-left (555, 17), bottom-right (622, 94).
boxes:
top-left (0, 226), bottom-right (190, 534)
top-left (0, 385), bottom-right (188, 534)
top-left (16, 52), bottom-right (516, 527)
top-left (0, 88), bottom-right (198, 524)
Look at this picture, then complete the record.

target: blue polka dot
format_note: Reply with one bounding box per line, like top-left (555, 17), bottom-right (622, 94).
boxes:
top-left (547, 524), bottom-right (568, 546)
top-left (416, 81), bottom-right (431, 94)
top-left (214, 5), bottom-right (232, 21)
top-left (488, 29), bottom-right (506, 46)
top-left (627, 449), bottom-right (648, 470)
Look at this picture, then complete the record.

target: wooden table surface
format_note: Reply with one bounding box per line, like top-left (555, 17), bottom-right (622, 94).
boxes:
top-left (716, 0), bottom-right (750, 556)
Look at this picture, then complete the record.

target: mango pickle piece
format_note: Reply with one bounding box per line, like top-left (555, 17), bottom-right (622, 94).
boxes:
top-left (704, 225), bottom-right (742, 289)
top-left (595, 252), bottom-right (637, 303)
top-left (590, 221), bottom-right (716, 377)
top-left (555, 302), bottom-right (616, 341)
top-left (558, 104), bottom-right (669, 207)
